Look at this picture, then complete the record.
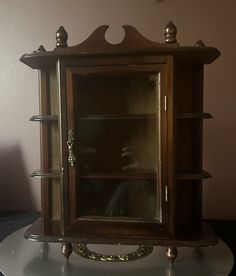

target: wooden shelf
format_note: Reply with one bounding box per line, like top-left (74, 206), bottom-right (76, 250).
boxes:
top-left (80, 171), bottom-right (157, 180)
top-left (80, 171), bottom-right (211, 180)
top-left (79, 114), bottom-right (156, 120)
top-left (24, 218), bottom-right (218, 247)
top-left (30, 169), bottom-right (212, 181)
top-left (29, 113), bottom-right (212, 122)
top-left (176, 171), bottom-right (211, 180)
top-left (177, 113), bottom-right (213, 119)
top-left (30, 170), bottom-right (61, 179)
top-left (30, 115), bottom-right (58, 122)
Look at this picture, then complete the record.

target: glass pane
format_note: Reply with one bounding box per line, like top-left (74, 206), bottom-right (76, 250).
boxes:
top-left (77, 119), bottom-right (156, 173)
top-left (74, 73), bottom-right (161, 221)
top-left (75, 75), bottom-right (156, 116)
top-left (78, 178), bottom-right (158, 220)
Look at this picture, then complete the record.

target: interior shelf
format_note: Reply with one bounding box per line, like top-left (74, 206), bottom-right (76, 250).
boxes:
top-left (79, 113), bottom-right (212, 120)
top-left (80, 171), bottom-right (157, 179)
top-left (30, 170), bottom-right (61, 179)
top-left (30, 115), bottom-right (58, 122)
top-left (177, 113), bottom-right (213, 119)
top-left (80, 171), bottom-right (211, 180)
top-left (176, 171), bottom-right (211, 180)
top-left (79, 114), bottom-right (156, 120)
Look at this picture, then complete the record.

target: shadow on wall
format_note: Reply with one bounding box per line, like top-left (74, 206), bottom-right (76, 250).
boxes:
top-left (0, 144), bottom-right (36, 211)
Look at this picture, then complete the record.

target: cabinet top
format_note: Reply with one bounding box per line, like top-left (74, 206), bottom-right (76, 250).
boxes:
top-left (20, 22), bottom-right (220, 69)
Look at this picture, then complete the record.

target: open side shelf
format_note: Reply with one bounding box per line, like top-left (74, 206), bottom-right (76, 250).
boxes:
top-left (30, 170), bottom-right (61, 179)
top-left (177, 113), bottom-right (213, 119)
top-left (30, 115), bottom-right (58, 122)
top-left (176, 171), bottom-right (211, 180)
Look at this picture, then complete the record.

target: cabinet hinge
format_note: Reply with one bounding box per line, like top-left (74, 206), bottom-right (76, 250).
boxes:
top-left (164, 95), bottom-right (168, 112)
top-left (165, 185), bottom-right (168, 202)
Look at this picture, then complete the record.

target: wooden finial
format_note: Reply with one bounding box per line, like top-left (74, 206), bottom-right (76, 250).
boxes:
top-left (61, 242), bottom-right (73, 259)
top-left (164, 21), bottom-right (177, 43)
top-left (39, 242), bottom-right (49, 260)
top-left (195, 39), bottom-right (205, 47)
top-left (56, 26), bottom-right (68, 48)
top-left (166, 247), bottom-right (178, 264)
top-left (37, 45), bottom-right (46, 52)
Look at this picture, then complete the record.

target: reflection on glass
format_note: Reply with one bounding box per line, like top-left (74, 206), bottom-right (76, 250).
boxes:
top-left (75, 73), bottom-right (161, 221)
top-left (78, 179), bottom-right (158, 220)
top-left (78, 119), bottom-right (156, 173)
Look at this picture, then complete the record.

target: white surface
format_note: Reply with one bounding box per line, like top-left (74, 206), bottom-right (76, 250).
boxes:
top-left (0, 226), bottom-right (233, 276)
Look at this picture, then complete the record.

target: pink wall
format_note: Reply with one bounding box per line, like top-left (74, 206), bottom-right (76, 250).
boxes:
top-left (0, 0), bottom-right (235, 219)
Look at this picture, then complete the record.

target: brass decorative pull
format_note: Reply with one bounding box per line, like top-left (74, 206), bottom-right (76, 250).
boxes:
top-left (73, 243), bottom-right (153, 262)
top-left (67, 129), bottom-right (76, 167)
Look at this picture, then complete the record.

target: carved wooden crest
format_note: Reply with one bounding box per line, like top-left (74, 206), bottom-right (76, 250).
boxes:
top-left (54, 22), bottom-right (178, 53)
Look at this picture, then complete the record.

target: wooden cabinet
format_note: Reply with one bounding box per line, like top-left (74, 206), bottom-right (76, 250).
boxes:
top-left (20, 22), bottom-right (220, 262)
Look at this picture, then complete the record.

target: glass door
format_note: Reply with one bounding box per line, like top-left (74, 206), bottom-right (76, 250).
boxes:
top-left (65, 64), bottom-right (167, 235)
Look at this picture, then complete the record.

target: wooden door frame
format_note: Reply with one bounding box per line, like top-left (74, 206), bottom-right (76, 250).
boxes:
top-left (58, 55), bottom-right (175, 239)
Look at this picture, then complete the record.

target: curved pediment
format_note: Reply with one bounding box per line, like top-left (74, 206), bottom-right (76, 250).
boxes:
top-left (54, 24), bottom-right (176, 54)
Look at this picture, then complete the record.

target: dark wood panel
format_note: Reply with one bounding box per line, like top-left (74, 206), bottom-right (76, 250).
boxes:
top-left (174, 64), bottom-right (205, 226)
top-left (39, 69), bottom-right (52, 227)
